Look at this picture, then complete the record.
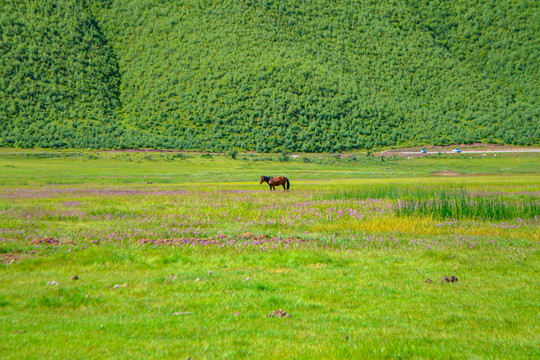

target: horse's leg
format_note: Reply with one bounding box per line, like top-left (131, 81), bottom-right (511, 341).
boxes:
top-left (269, 185), bottom-right (272, 191)
top-left (282, 184), bottom-right (286, 191)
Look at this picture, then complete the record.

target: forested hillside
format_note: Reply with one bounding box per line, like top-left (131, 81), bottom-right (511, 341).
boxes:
top-left (0, 0), bottom-right (122, 148)
top-left (1, 0), bottom-right (538, 151)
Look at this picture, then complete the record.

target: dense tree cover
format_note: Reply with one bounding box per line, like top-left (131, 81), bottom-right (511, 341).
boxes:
top-left (0, 0), bottom-right (122, 148)
top-left (1, 0), bottom-right (538, 151)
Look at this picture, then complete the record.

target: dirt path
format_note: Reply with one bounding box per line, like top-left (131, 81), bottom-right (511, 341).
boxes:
top-left (380, 145), bottom-right (540, 156)
top-left (394, 149), bottom-right (540, 155)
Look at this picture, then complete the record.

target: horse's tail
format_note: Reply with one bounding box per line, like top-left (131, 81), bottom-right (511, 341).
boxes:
top-left (285, 177), bottom-right (290, 190)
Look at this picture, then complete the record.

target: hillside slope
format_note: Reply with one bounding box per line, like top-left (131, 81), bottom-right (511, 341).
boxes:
top-left (1, 0), bottom-right (538, 151)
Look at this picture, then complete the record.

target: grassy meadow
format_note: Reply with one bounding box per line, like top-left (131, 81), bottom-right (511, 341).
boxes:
top-left (1, 150), bottom-right (539, 359)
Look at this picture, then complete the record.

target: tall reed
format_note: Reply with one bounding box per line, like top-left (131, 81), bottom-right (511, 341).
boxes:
top-left (325, 185), bottom-right (539, 220)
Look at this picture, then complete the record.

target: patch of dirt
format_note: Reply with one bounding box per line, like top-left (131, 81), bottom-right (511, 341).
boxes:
top-left (432, 171), bottom-right (461, 176)
top-left (137, 234), bottom-right (308, 246)
top-left (424, 278), bottom-right (433, 284)
top-left (307, 263), bottom-right (327, 268)
top-left (433, 171), bottom-right (495, 177)
top-left (240, 233), bottom-right (271, 241)
top-left (268, 309), bottom-right (291, 318)
top-left (30, 237), bottom-right (59, 245)
top-left (106, 148), bottom-right (215, 154)
top-left (2, 253), bottom-right (21, 264)
top-left (269, 268), bottom-right (289, 274)
top-left (2, 251), bottom-right (36, 264)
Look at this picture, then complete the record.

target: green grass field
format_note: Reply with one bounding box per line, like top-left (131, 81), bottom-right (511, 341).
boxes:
top-left (1, 150), bottom-right (539, 359)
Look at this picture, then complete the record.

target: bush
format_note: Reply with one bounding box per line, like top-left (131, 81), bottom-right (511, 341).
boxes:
top-left (228, 149), bottom-right (238, 159)
top-left (279, 152), bottom-right (290, 162)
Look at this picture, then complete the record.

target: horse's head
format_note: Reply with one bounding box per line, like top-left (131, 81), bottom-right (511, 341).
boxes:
top-left (259, 176), bottom-right (267, 184)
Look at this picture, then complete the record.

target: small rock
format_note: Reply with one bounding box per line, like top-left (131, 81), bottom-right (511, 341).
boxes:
top-left (345, 334), bottom-right (349, 341)
top-left (109, 283), bottom-right (128, 289)
top-left (268, 309), bottom-right (290, 318)
top-left (71, 275), bottom-right (79, 281)
top-left (167, 274), bottom-right (178, 281)
top-left (424, 278), bottom-right (433, 284)
top-left (441, 275), bottom-right (459, 284)
top-left (173, 311), bottom-right (192, 316)
top-left (47, 281), bottom-right (59, 286)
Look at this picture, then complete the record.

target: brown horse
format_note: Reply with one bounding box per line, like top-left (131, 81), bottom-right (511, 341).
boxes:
top-left (260, 176), bottom-right (290, 191)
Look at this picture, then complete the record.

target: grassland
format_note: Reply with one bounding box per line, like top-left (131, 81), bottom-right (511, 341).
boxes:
top-left (1, 150), bottom-right (539, 359)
